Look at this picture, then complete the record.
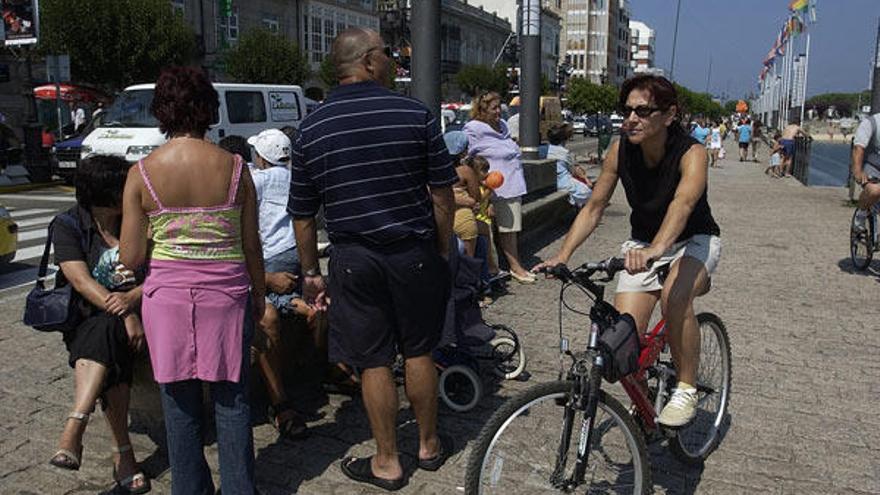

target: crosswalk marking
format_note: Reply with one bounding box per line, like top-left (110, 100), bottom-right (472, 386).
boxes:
top-left (9, 208), bottom-right (57, 218)
top-left (16, 229), bottom-right (48, 242)
top-left (14, 215), bottom-right (57, 228)
top-left (13, 243), bottom-right (51, 263)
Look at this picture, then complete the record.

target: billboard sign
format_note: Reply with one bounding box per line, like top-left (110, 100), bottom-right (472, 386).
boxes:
top-left (2, 0), bottom-right (39, 46)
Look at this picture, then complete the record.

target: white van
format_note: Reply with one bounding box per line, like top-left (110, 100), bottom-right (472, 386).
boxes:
top-left (81, 83), bottom-right (306, 161)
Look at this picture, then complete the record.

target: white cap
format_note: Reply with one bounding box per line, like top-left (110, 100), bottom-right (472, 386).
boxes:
top-left (247, 129), bottom-right (291, 166)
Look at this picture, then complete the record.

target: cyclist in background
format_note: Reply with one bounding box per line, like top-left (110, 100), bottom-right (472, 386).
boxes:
top-left (534, 74), bottom-right (722, 427)
top-left (852, 112), bottom-right (880, 232)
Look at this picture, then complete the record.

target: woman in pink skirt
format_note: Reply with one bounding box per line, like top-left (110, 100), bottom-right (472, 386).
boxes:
top-left (119, 66), bottom-right (265, 495)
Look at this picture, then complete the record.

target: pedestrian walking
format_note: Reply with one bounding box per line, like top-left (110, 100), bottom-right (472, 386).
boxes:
top-left (464, 92), bottom-right (534, 283)
top-left (289, 28), bottom-right (456, 491)
top-left (119, 66), bottom-right (264, 495)
top-left (708, 121), bottom-right (723, 167)
top-left (736, 118), bottom-right (752, 162)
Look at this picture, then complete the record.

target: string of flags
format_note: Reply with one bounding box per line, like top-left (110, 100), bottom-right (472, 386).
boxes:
top-left (758, 0), bottom-right (816, 82)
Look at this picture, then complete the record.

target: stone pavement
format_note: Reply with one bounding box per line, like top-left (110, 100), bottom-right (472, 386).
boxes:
top-left (1, 142), bottom-right (879, 494)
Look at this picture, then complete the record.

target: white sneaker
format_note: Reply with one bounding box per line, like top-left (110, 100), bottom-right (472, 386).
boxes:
top-left (657, 387), bottom-right (698, 427)
top-left (853, 209), bottom-right (868, 233)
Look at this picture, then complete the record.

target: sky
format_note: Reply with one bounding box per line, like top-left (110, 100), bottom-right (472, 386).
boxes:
top-left (629, 0), bottom-right (878, 100)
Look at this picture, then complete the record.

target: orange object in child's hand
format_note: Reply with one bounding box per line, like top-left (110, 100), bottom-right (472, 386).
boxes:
top-left (483, 170), bottom-right (504, 189)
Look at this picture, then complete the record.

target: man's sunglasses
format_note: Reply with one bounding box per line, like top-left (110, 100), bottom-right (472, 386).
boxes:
top-left (366, 46), bottom-right (393, 58)
top-left (619, 105), bottom-right (666, 118)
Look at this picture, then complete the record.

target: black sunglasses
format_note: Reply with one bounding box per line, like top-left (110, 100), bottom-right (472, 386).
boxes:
top-left (366, 46), bottom-right (393, 58)
top-left (619, 105), bottom-right (665, 118)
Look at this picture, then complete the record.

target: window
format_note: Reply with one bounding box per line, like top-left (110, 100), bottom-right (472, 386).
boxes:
top-left (219, 7), bottom-right (239, 42)
top-left (225, 91), bottom-right (266, 124)
top-left (263, 14), bottom-right (280, 34)
top-left (268, 92), bottom-right (301, 122)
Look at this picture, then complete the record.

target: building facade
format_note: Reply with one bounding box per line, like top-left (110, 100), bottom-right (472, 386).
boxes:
top-left (629, 20), bottom-right (662, 76)
top-left (560, 0), bottom-right (630, 86)
top-left (378, 0), bottom-right (512, 98)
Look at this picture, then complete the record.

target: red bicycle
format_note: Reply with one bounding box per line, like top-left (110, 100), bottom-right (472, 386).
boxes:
top-left (465, 257), bottom-right (731, 494)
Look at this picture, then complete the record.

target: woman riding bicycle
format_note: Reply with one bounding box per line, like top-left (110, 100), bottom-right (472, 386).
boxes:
top-left (534, 74), bottom-right (721, 427)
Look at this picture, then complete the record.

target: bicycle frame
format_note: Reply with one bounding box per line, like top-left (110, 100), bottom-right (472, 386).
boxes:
top-left (620, 318), bottom-right (669, 431)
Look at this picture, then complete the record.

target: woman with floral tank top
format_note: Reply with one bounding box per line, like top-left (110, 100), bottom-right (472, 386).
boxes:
top-left (119, 67), bottom-right (265, 495)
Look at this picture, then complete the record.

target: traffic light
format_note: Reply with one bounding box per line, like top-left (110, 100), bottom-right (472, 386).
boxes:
top-left (504, 39), bottom-right (519, 65)
top-left (219, 0), bottom-right (233, 17)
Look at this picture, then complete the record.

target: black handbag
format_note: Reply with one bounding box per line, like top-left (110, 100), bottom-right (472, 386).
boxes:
top-left (598, 312), bottom-right (641, 383)
top-left (22, 213), bottom-right (85, 332)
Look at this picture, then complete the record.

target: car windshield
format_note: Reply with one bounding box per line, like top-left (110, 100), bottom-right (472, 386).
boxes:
top-left (101, 90), bottom-right (158, 128)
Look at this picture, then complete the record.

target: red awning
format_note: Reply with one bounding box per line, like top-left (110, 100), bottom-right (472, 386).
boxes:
top-left (33, 84), bottom-right (110, 104)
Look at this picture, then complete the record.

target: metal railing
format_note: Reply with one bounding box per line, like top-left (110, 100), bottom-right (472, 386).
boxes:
top-left (790, 135), bottom-right (812, 185)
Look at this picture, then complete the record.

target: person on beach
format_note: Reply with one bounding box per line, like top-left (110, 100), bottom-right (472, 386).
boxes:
top-left (534, 74), bottom-right (721, 428)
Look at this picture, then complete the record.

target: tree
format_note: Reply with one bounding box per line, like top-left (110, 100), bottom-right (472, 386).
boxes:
top-left (723, 100), bottom-right (739, 115)
top-left (565, 78), bottom-right (617, 115)
top-left (224, 28), bottom-right (311, 85)
top-left (319, 57), bottom-right (337, 89)
top-left (805, 91), bottom-right (871, 118)
top-left (39, 0), bottom-right (195, 91)
top-left (455, 64), bottom-right (509, 98)
top-left (675, 84), bottom-right (723, 120)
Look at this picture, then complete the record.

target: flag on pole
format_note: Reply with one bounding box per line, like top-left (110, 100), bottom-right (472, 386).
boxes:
top-left (808, 0), bottom-right (817, 23)
top-left (789, 0), bottom-right (808, 13)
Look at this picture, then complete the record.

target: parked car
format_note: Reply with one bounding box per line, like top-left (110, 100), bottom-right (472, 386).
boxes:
top-left (584, 115), bottom-right (613, 137)
top-left (609, 113), bottom-right (624, 131)
top-left (0, 203), bottom-right (18, 264)
top-left (81, 83), bottom-right (307, 162)
top-left (50, 112), bottom-right (104, 184)
top-left (571, 115), bottom-right (586, 134)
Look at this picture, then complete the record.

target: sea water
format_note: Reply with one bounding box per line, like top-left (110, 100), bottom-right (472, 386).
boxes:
top-left (808, 142), bottom-right (852, 187)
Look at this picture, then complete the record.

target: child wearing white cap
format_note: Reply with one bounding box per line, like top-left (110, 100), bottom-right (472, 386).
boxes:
top-left (248, 128), bottom-right (310, 439)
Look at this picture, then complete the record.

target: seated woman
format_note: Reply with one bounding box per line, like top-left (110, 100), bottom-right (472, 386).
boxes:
top-left (49, 155), bottom-right (150, 494)
top-left (541, 122), bottom-right (594, 209)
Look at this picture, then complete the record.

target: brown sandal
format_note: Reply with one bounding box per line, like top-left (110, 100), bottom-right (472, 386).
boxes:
top-left (49, 411), bottom-right (89, 470)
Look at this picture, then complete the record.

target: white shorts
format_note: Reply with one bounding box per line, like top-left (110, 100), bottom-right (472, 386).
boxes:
top-left (493, 196), bottom-right (522, 233)
top-left (616, 234), bottom-right (722, 293)
top-left (709, 142), bottom-right (722, 150)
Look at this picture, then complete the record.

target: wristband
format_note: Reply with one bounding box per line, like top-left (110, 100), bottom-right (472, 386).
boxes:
top-left (304, 267), bottom-right (322, 277)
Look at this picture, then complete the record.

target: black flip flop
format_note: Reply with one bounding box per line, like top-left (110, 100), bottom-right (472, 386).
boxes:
top-left (340, 456), bottom-right (406, 492)
top-left (418, 434), bottom-right (453, 472)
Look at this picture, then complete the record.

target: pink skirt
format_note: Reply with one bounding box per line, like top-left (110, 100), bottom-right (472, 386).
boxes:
top-left (142, 260), bottom-right (251, 384)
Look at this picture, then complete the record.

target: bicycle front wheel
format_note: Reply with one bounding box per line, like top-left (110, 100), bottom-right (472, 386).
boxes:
top-left (850, 209), bottom-right (875, 270)
top-left (465, 380), bottom-right (650, 494)
top-left (669, 312), bottom-right (732, 464)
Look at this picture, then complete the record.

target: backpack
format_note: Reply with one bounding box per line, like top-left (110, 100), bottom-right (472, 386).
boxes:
top-left (865, 114), bottom-right (880, 167)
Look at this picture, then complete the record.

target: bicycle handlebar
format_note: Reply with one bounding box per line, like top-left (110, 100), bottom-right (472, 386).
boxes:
top-left (539, 257), bottom-right (627, 284)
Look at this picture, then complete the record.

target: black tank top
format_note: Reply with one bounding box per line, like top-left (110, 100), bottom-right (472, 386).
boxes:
top-left (617, 130), bottom-right (720, 243)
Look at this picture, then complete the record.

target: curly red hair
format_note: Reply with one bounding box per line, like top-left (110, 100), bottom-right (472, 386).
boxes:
top-left (151, 66), bottom-right (219, 137)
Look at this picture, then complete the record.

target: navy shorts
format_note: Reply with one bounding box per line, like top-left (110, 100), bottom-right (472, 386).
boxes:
top-left (265, 247), bottom-right (301, 314)
top-left (327, 239), bottom-right (450, 369)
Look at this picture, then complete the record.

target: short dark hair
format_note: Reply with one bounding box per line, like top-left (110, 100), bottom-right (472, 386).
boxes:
top-left (151, 66), bottom-right (219, 138)
top-left (218, 135), bottom-right (251, 162)
top-left (75, 155), bottom-right (132, 211)
top-left (279, 126), bottom-right (298, 144)
top-left (619, 74), bottom-right (684, 134)
top-left (547, 123), bottom-right (572, 145)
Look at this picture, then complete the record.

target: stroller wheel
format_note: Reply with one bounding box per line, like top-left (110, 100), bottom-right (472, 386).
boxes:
top-left (490, 336), bottom-right (526, 380)
top-left (438, 364), bottom-right (482, 412)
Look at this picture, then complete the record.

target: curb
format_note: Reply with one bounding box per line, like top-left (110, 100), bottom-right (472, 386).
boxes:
top-left (0, 181), bottom-right (65, 194)
top-left (521, 190), bottom-right (574, 245)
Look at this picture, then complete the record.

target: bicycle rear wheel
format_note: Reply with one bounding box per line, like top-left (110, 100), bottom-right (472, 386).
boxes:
top-left (669, 312), bottom-right (732, 465)
top-left (850, 209), bottom-right (875, 271)
top-left (465, 380), bottom-right (650, 494)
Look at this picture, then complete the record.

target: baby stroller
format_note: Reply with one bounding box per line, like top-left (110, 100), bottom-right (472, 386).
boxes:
top-left (432, 238), bottom-right (527, 412)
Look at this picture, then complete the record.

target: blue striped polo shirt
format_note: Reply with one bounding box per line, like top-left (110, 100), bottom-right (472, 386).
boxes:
top-left (288, 81), bottom-right (457, 246)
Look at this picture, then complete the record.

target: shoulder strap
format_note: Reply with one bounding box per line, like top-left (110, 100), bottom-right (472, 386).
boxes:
top-left (138, 159), bottom-right (165, 210)
top-left (869, 115), bottom-right (877, 149)
top-left (38, 212), bottom-right (85, 288)
top-left (226, 154), bottom-right (244, 206)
